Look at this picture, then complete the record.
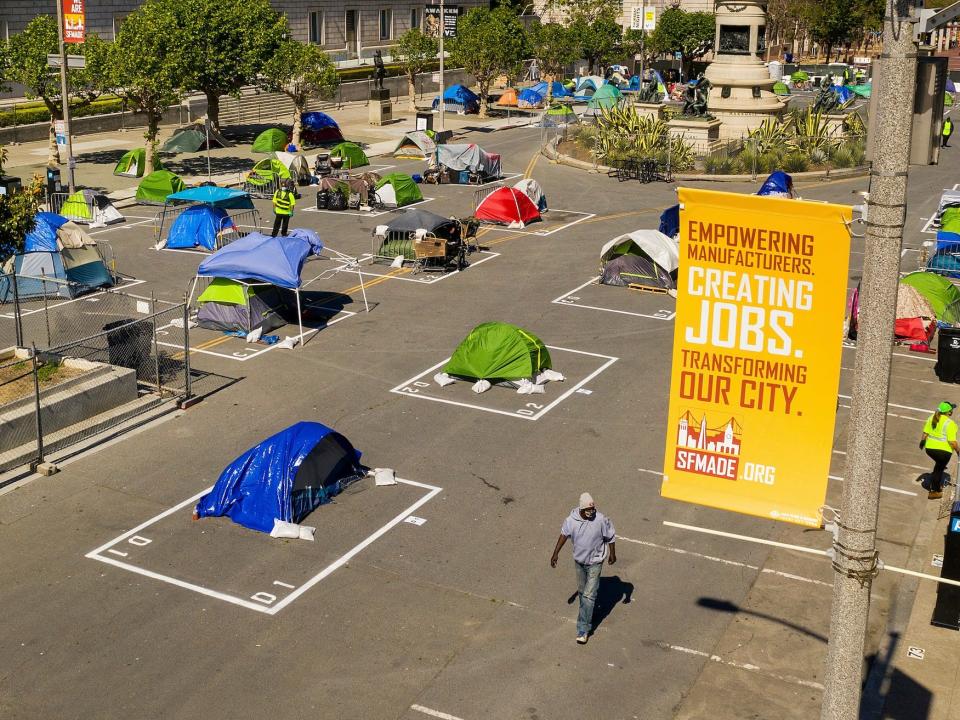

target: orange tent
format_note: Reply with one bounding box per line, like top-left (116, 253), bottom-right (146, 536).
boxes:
top-left (497, 88), bottom-right (518, 107)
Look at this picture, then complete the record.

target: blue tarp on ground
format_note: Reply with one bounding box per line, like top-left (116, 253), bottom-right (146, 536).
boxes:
top-left (757, 170), bottom-right (793, 197)
top-left (432, 84), bottom-right (481, 113)
top-left (167, 186), bottom-right (255, 210)
top-left (193, 422), bottom-right (364, 534)
top-left (659, 205), bottom-right (680, 239)
top-left (167, 205), bottom-right (233, 251)
top-left (197, 229), bottom-right (323, 288)
top-left (24, 213), bottom-right (69, 253)
top-left (530, 81), bottom-right (571, 98)
top-left (517, 88), bottom-right (544, 107)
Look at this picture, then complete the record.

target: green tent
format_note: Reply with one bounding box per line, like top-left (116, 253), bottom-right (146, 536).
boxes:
top-left (542, 103), bottom-right (579, 127)
top-left (329, 142), bottom-right (369, 169)
top-left (942, 207), bottom-right (960, 235)
top-left (900, 272), bottom-right (960, 323)
top-left (198, 277), bottom-right (249, 306)
top-left (445, 322), bottom-right (552, 383)
top-left (587, 84), bottom-right (623, 111)
top-left (375, 173), bottom-right (423, 207)
top-left (791, 70), bottom-right (809, 84)
top-left (773, 81), bottom-right (790, 96)
top-left (135, 170), bottom-right (187, 203)
top-left (246, 158), bottom-right (291, 187)
top-left (252, 128), bottom-right (289, 153)
top-left (113, 148), bottom-right (160, 178)
top-left (851, 84), bottom-right (872, 98)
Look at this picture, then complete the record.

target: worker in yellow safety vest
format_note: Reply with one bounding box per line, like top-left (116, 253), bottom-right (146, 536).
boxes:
top-left (943, 117), bottom-right (954, 148)
top-left (271, 180), bottom-right (296, 237)
top-left (919, 401), bottom-right (959, 499)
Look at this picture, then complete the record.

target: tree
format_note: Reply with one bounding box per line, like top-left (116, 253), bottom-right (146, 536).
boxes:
top-left (0, 150), bottom-right (44, 260)
top-left (528, 22), bottom-right (579, 105)
top-left (6, 16), bottom-right (100, 167)
top-left (807, 0), bottom-right (860, 62)
top-left (571, 13), bottom-right (623, 74)
top-left (102, 2), bottom-right (183, 174)
top-left (174, 0), bottom-right (286, 132)
top-left (393, 28), bottom-right (438, 112)
top-left (448, 7), bottom-right (527, 118)
top-left (261, 40), bottom-right (339, 147)
top-left (648, 7), bottom-right (714, 79)
top-left (543, 0), bottom-right (622, 21)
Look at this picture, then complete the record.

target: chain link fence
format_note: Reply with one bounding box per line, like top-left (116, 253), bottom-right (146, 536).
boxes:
top-left (0, 280), bottom-right (194, 475)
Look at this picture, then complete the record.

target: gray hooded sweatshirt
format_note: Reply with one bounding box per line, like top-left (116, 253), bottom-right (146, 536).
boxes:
top-left (561, 508), bottom-right (616, 565)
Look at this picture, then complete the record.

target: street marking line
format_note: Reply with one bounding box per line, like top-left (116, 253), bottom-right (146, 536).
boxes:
top-left (617, 535), bottom-right (831, 587)
top-left (832, 449), bottom-right (927, 471)
top-left (86, 478), bottom-right (443, 615)
top-left (837, 403), bottom-right (924, 423)
top-left (837, 393), bottom-right (929, 415)
top-left (662, 521), bottom-right (831, 558)
top-left (552, 277), bottom-right (675, 321)
top-left (411, 705), bottom-right (467, 720)
top-left (655, 642), bottom-right (825, 691)
top-left (480, 210), bottom-right (596, 239)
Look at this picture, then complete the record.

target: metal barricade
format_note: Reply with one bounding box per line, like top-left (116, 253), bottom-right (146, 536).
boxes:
top-left (372, 230), bottom-right (417, 262)
top-left (473, 182), bottom-right (506, 214)
top-left (242, 173), bottom-right (281, 199)
top-left (153, 205), bottom-right (261, 250)
top-left (46, 192), bottom-right (70, 215)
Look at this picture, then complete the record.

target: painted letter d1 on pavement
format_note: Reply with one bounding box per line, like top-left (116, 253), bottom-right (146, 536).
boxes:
top-left (660, 188), bottom-right (852, 527)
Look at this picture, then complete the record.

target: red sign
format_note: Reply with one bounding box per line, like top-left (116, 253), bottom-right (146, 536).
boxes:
top-left (64, 0), bottom-right (86, 44)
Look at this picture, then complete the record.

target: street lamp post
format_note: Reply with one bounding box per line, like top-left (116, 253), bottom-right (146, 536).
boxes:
top-left (55, 0), bottom-right (77, 193)
top-left (438, 0), bottom-right (445, 132)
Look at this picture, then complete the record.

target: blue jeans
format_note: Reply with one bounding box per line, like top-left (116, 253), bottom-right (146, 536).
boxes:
top-left (575, 561), bottom-right (602, 636)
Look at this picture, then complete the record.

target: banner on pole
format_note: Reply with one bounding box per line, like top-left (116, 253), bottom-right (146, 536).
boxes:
top-left (660, 188), bottom-right (852, 528)
top-left (424, 5), bottom-right (461, 38)
top-left (64, 0), bottom-right (86, 43)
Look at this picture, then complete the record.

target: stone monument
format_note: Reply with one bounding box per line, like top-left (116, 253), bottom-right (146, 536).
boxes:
top-left (702, 0), bottom-right (785, 139)
top-left (369, 49), bottom-right (392, 126)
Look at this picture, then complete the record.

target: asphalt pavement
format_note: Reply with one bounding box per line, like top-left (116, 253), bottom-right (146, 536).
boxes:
top-left (0, 107), bottom-right (958, 720)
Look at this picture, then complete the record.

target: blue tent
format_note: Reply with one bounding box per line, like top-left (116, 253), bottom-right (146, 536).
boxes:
top-left (198, 229), bottom-right (323, 288)
top-left (627, 75), bottom-right (641, 91)
top-left (432, 84), bottom-right (480, 114)
top-left (517, 88), bottom-right (544, 108)
top-left (757, 170), bottom-right (794, 198)
top-left (301, 112), bottom-right (343, 144)
top-left (166, 205), bottom-right (234, 251)
top-left (659, 205), bottom-right (680, 239)
top-left (167, 186), bottom-right (255, 210)
top-left (24, 212), bottom-right (69, 252)
top-left (194, 422), bottom-right (364, 534)
top-left (832, 85), bottom-right (854, 104)
top-left (530, 81), bottom-right (571, 98)
top-left (302, 111), bottom-right (339, 131)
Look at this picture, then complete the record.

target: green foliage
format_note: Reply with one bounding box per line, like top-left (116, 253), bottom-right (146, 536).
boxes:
top-left (806, 0), bottom-right (865, 61)
top-left (830, 145), bottom-right (854, 168)
top-left (843, 110), bottom-right (866, 139)
top-left (782, 152), bottom-right (810, 173)
top-left (569, 13), bottom-right (622, 73)
top-left (789, 107), bottom-right (838, 155)
top-left (808, 147), bottom-right (829, 165)
top-left (748, 117), bottom-right (792, 155)
top-left (587, 103), bottom-right (695, 171)
top-left (527, 22), bottom-right (579, 104)
top-left (704, 153), bottom-right (736, 175)
top-left (848, 140), bottom-right (866, 166)
top-left (0, 175), bottom-right (44, 260)
top-left (648, 8), bottom-right (714, 75)
top-left (261, 40), bottom-right (339, 145)
top-left (0, 96), bottom-right (124, 128)
top-left (448, 7), bottom-right (527, 117)
top-left (394, 29), bottom-right (438, 109)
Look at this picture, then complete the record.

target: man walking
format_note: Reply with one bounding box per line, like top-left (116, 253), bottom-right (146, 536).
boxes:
top-left (920, 401), bottom-right (959, 499)
top-left (943, 117), bottom-right (954, 148)
top-left (271, 179), bottom-right (296, 237)
top-left (550, 493), bottom-right (616, 644)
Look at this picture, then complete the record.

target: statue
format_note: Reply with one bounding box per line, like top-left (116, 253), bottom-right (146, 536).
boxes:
top-left (681, 75), bottom-right (712, 118)
top-left (812, 75), bottom-right (839, 114)
top-left (373, 50), bottom-right (386, 90)
top-left (637, 74), bottom-right (662, 104)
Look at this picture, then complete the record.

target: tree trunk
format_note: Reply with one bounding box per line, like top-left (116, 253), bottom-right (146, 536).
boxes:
top-left (408, 73), bottom-right (417, 112)
top-left (205, 90), bottom-right (221, 132)
top-left (478, 77), bottom-right (490, 118)
top-left (291, 99), bottom-right (304, 147)
top-left (545, 73), bottom-right (554, 107)
top-left (47, 117), bottom-right (62, 167)
top-left (145, 112), bottom-right (160, 175)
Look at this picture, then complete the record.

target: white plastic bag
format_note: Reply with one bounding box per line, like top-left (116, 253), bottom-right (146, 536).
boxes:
top-left (277, 336), bottom-right (300, 350)
top-left (246, 326), bottom-right (263, 343)
top-left (536, 369), bottom-right (565, 384)
top-left (472, 379), bottom-right (492, 393)
top-left (433, 372), bottom-right (456, 387)
top-left (373, 467), bottom-right (397, 486)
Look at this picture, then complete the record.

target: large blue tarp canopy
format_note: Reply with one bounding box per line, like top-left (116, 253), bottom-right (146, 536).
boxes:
top-left (757, 170), bottom-right (793, 197)
top-left (166, 186), bottom-right (255, 210)
top-left (433, 84), bottom-right (480, 113)
top-left (194, 422), bottom-right (364, 534)
top-left (530, 81), bottom-right (571, 98)
top-left (659, 205), bottom-right (680, 239)
top-left (167, 205), bottom-right (233, 250)
top-left (24, 212), bottom-right (69, 253)
top-left (197, 229), bottom-right (323, 288)
top-left (517, 88), bottom-right (544, 106)
top-left (301, 111), bottom-right (340, 131)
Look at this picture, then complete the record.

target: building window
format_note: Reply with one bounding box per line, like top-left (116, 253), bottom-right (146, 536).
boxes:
top-left (410, 8), bottom-right (419, 31)
top-left (380, 9), bottom-right (393, 41)
top-left (309, 11), bottom-right (324, 45)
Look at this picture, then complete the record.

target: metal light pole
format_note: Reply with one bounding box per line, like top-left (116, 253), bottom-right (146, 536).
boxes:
top-left (55, 0), bottom-right (77, 193)
top-left (820, 1), bottom-right (918, 718)
top-left (438, 0), bottom-right (445, 132)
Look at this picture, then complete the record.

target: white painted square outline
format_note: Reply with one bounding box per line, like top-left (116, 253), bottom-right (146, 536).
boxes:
top-left (155, 303), bottom-right (358, 362)
top-left (389, 345), bottom-right (618, 421)
top-left (352, 250), bottom-right (501, 285)
top-left (85, 477), bottom-right (442, 615)
top-left (478, 209), bottom-right (596, 237)
top-left (0, 278), bottom-right (147, 320)
top-left (552, 277), bottom-right (676, 321)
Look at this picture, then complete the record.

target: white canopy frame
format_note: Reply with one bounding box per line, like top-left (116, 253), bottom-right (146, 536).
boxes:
top-left (186, 243), bottom-right (369, 349)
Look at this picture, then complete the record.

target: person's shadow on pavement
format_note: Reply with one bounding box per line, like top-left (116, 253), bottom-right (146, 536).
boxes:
top-left (582, 576), bottom-right (633, 631)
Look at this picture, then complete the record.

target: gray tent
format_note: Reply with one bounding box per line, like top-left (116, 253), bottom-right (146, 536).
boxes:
top-left (384, 209), bottom-right (458, 236)
top-left (601, 255), bottom-right (675, 291)
top-left (195, 278), bottom-right (287, 335)
top-left (436, 144), bottom-right (502, 178)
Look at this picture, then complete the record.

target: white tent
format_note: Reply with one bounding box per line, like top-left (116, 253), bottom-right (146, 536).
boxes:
top-left (275, 151), bottom-right (315, 184)
top-left (513, 178), bottom-right (547, 213)
top-left (600, 230), bottom-right (679, 274)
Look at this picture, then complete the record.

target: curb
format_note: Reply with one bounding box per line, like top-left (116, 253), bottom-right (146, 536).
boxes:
top-left (541, 137), bottom-right (870, 183)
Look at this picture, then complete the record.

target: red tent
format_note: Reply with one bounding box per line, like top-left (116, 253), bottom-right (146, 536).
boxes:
top-left (475, 187), bottom-right (541, 228)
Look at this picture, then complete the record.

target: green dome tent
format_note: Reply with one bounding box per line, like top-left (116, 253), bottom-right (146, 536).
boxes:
top-left (245, 158), bottom-right (291, 192)
top-left (135, 170), bottom-right (187, 204)
top-left (900, 272), bottom-right (960, 323)
top-left (773, 81), bottom-right (790, 96)
top-left (113, 148), bottom-right (160, 178)
top-left (586, 84), bottom-right (623, 112)
top-left (252, 128), bottom-right (289, 153)
top-left (790, 70), bottom-right (809, 84)
top-left (329, 142), bottom-right (369, 169)
top-left (444, 322), bottom-right (552, 384)
top-left (374, 173), bottom-right (422, 207)
top-left (541, 103), bottom-right (579, 127)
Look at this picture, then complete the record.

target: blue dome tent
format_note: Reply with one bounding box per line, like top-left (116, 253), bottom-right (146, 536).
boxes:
top-left (659, 205), bottom-right (680, 239)
top-left (530, 81), bottom-right (571, 98)
top-left (517, 88), bottom-right (544, 108)
top-left (194, 422), bottom-right (365, 535)
top-left (166, 205), bottom-right (235, 251)
top-left (432, 84), bottom-right (480, 114)
top-left (301, 112), bottom-right (344, 145)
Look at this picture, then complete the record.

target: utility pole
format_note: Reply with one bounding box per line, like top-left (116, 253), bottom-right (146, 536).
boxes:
top-left (438, 0), bottom-right (446, 132)
top-left (55, 0), bottom-right (77, 193)
top-left (820, 0), bottom-right (917, 718)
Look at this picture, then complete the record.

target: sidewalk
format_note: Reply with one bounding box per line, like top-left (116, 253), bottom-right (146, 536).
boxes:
top-left (2, 97), bottom-right (537, 203)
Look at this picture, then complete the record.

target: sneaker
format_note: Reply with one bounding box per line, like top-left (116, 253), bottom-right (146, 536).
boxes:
top-left (576, 634), bottom-right (588, 644)
top-left (929, 491), bottom-right (943, 499)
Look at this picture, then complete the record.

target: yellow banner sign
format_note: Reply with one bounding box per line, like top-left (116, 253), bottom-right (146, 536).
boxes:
top-left (661, 188), bottom-right (852, 527)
